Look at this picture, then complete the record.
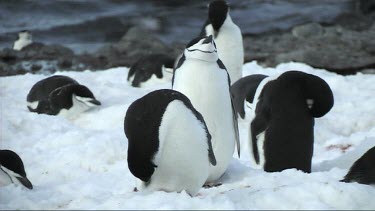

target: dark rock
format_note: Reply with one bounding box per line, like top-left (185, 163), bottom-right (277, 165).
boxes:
top-left (292, 23), bottom-right (323, 38)
top-left (357, 0), bottom-right (375, 14)
top-left (57, 58), bottom-right (73, 69)
top-left (31, 64), bottom-right (42, 72)
top-left (244, 21), bottom-right (375, 75)
top-left (0, 48), bottom-right (17, 64)
top-left (93, 26), bottom-right (183, 70)
top-left (334, 12), bottom-right (373, 31)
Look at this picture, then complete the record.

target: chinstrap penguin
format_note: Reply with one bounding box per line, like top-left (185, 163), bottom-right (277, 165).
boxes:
top-left (124, 89), bottom-right (216, 196)
top-left (13, 30), bottom-right (33, 51)
top-left (0, 150), bottom-right (33, 189)
top-left (247, 71), bottom-right (334, 173)
top-left (341, 146), bottom-right (375, 185)
top-left (172, 35), bottom-right (240, 183)
top-left (27, 75), bottom-right (101, 117)
top-left (127, 53), bottom-right (176, 87)
top-left (230, 74), bottom-right (268, 119)
top-left (200, 0), bottom-right (244, 84)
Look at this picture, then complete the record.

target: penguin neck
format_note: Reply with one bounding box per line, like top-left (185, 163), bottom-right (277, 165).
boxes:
top-left (184, 51), bottom-right (218, 63)
top-left (223, 14), bottom-right (233, 26)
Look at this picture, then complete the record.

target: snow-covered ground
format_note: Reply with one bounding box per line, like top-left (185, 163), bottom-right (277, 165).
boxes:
top-left (1, 61), bottom-right (374, 209)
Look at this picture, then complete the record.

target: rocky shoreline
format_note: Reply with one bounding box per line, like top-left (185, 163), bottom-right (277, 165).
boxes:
top-left (1, 9), bottom-right (374, 77)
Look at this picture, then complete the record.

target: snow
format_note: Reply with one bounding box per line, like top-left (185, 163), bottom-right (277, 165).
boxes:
top-left (1, 61), bottom-right (375, 209)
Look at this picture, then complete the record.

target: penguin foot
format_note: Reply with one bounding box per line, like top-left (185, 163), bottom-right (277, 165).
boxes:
top-left (203, 182), bottom-right (222, 188)
top-left (133, 187), bottom-right (138, 192)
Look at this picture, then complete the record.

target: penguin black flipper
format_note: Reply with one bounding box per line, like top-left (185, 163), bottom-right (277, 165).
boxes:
top-left (250, 96), bottom-right (271, 164)
top-left (217, 59), bottom-right (241, 158)
top-left (188, 102), bottom-right (216, 166)
top-left (341, 146), bottom-right (375, 185)
top-left (231, 98), bottom-right (241, 158)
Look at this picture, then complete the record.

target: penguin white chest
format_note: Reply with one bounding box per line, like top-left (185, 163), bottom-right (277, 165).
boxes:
top-left (13, 39), bottom-right (32, 51)
top-left (173, 60), bottom-right (235, 182)
top-left (145, 100), bottom-right (210, 196)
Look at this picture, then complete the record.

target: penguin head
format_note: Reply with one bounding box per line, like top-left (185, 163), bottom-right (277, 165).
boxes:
top-left (18, 30), bottom-right (32, 41)
top-left (49, 84), bottom-right (101, 115)
top-left (0, 150), bottom-right (33, 189)
top-left (127, 54), bottom-right (174, 88)
top-left (184, 35), bottom-right (218, 62)
top-left (277, 71), bottom-right (334, 118)
top-left (208, 0), bottom-right (229, 31)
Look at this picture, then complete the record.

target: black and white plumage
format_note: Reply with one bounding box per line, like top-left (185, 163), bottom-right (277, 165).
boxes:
top-left (247, 71), bottom-right (334, 173)
top-left (172, 35), bottom-right (240, 183)
top-left (27, 75), bottom-right (101, 116)
top-left (341, 146), bottom-right (375, 185)
top-left (200, 0), bottom-right (244, 84)
top-left (124, 89), bottom-right (216, 196)
top-left (230, 74), bottom-right (268, 119)
top-left (13, 30), bottom-right (33, 51)
top-left (127, 53), bottom-right (175, 87)
top-left (0, 150), bottom-right (33, 189)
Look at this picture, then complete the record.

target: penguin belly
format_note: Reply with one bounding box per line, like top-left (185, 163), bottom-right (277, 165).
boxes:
top-left (173, 61), bottom-right (236, 182)
top-left (146, 100), bottom-right (210, 196)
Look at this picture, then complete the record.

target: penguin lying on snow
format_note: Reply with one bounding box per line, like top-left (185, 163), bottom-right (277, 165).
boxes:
top-left (27, 75), bottom-right (101, 117)
top-left (230, 74), bottom-right (268, 119)
top-left (341, 146), bottom-right (375, 185)
top-left (200, 0), bottom-right (244, 84)
top-left (248, 71), bottom-right (334, 173)
top-left (127, 53), bottom-right (176, 87)
top-left (124, 89), bottom-right (216, 196)
top-left (0, 149), bottom-right (33, 189)
top-left (172, 35), bottom-right (240, 184)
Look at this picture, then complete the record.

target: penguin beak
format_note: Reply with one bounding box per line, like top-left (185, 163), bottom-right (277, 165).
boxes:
top-left (16, 176), bottom-right (33, 190)
top-left (203, 35), bottom-right (213, 44)
top-left (88, 99), bottom-right (101, 106)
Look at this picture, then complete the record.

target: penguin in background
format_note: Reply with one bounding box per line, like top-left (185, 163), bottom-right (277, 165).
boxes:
top-left (200, 0), bottom-right (244, 84)
top-left (247, 71), bottom-right (334, 173)
top-left (13, 30), bottom-right (33, 51)
top-left (124, 89), bottom-right (216, 196)
top-left (127, 53), bottom-right (176, 88)
top-left (0, 149), bottom-right (33, 189)
top-left (230, 74), bottom-right (268, 119)
top-left (27, 75), bottom-right (101, 117)
top-left (172, 35), bottom-right (240, 184)
top-left (341, 146), bottom-right (375, 185)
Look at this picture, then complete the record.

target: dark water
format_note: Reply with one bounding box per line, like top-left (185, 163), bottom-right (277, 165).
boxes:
top-left (0, 0), bottom-right (353, 53)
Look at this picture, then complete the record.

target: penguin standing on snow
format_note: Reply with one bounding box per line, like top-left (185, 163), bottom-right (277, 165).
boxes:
top-left (247, 71), bottom-right (334, 173)
top-left (27, 75), bottom-right (101, 117)
top-left (13, 30), bottom-right (33, 51)
top-left (341, 146), bottom-right (375, 185)
top-left (127, 53), bottom-right (175, 87)
top-left (172, 35), bottom-right (240, 184)
top-left (0, 150), bottom-right (33, 189)
top-left (124, 89), bottom-right (216, 196)
top-left (200, 0), bottom-right (244, 84)
top-left (230, 74), bottom-right (268, 119)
